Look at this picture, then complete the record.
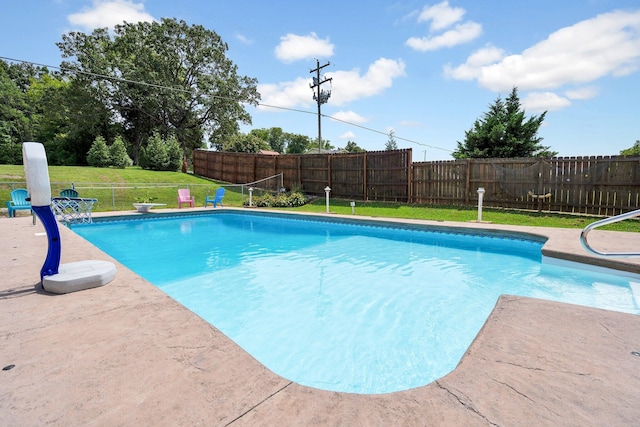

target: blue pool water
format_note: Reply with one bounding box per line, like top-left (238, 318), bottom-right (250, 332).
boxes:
top-left (71, 211), bottom-right (640, 394)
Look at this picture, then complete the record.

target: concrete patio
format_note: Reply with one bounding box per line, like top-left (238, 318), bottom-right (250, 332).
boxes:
top-left (1, 209), bottom-right (640, 426)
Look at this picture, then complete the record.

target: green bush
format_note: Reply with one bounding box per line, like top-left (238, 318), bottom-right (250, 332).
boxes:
top-left (253, 191), bottom-right (308, 208)
top-left (86, 136), bottom-right (111, 167)
top-left (140, 132), bottom-right (183, 171)
top-left (109, 136), bottom-right (133, 169)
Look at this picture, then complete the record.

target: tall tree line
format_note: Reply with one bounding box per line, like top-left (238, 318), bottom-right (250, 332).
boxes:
top-left (0, 18), bottom-right (260, 166)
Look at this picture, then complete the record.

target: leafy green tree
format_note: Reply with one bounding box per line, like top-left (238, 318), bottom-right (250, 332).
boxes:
top-left (285, 133), bottom-right (311, 154)
top-left (86, 135), bottom-right (111, 167)
top-left (385, 130), bottom-right (398, 150)
top-left (620, 140), bottom-right (640, 156)
top-left (57, 18), bottom-right (260, 164)
top-left (307, 139), bottom-right (334, 153)
top-left (0, 61), bottom-right (32, 160)
top-left (250, 127), bottom-right (286, 153)
top-left (344, 141), bottom-right (366, 152)
top-left (222, 133), bottom-right (269, 153)
top-left (109, 135), bottom-right (132, 168)
top-left (453, 87), bottom-right (556, 159)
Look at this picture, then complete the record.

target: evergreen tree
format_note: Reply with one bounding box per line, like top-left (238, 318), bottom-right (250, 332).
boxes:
top-left (453, 87), bottom-right (556, 159)
top-left (86, 135), bottom-right (111, 167)
top-left (385, 130), bottom-right (398, 150)
top-left (142, 132), bottom-right (170, 170)
top-left (109, 135), bottom-right (132, 168)
top-left (165, 135), bottom-right (183, 171)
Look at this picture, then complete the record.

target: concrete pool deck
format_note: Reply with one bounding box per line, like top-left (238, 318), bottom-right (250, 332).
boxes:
top-left (1, 208), bottom-right (640, 426)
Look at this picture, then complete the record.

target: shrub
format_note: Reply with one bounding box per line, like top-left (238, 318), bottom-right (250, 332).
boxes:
top-left (86, 136), bottom-right (111, 167)
top-left (142, 132), bottom-right (169, 171)
top-left (253, 191), bottom-right (308, 208)
top-left (140, 132), bottom-right (183, 171)
top-left (165, 135), bottom-right (183, 172)
top-left (109, 136), bottom-right (133, 169)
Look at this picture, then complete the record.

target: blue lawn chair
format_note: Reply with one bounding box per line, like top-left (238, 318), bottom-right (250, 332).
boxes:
top-left (6, 188), bottom-right (32, 217)
top-left (60, 188), bottom-right (79, 198)
top-left (204, 188), bottom-right (225, 208)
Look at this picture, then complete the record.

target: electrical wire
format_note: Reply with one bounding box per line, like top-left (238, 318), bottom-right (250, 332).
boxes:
top-left (1, 55), bottom-right (453, 153)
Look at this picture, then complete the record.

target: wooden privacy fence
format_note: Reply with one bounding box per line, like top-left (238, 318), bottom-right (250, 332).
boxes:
top-left (414, 156), bottom-right (640, 215)
top-left (193, 149), bottom-right (640, 215)
top-left (193, 149), bottom-right (412, 202)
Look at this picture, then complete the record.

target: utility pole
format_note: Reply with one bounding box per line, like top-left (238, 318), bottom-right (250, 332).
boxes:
top-left (310, 59), bottom-right (332, 153)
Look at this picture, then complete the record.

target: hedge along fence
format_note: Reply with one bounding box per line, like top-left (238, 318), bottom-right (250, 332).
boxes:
top-left (193, 149), bottom-right (640, 215)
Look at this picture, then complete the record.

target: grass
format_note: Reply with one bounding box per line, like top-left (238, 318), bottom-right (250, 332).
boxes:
top-left (1, 164), bottom-right (639, 232)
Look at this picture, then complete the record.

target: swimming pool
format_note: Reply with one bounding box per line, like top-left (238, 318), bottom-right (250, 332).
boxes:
top-left (71, 211), bottom-right (640, 394)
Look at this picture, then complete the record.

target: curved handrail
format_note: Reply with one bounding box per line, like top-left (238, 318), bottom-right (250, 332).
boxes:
top-left (580, 208), bottom-right (640, 257)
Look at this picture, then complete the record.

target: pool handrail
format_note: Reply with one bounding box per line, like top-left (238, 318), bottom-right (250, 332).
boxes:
top-left (580, 208), bottom-right (640, 258)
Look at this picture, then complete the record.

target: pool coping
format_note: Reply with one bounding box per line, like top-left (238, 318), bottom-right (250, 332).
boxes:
top-left (2, 207), bottom-right (640, 425)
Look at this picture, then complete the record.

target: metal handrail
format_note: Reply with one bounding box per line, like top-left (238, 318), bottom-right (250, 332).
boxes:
top-left (580, 208), bottom-right (640, 257)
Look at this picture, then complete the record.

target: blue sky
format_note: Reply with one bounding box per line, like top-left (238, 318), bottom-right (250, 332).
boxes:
top-left (2, 0), bottom-right (639, 160)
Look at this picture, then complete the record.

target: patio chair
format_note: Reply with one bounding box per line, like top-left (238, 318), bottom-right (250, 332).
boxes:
top-left (6, 188), bottom-right (32, 218)
top-left (60, 188), bottom-right (79, 198)
top-left (177, 188), bottom-right (195, 208)
top-left (204, 187), bottom-right (225, 208)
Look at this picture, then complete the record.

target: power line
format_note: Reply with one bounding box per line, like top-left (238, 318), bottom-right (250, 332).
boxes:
top-left (1, 55), bottom-right (453, 154)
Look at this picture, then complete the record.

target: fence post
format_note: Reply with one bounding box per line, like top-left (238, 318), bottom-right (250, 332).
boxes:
top-left (537, 160), bottom-right (545, 212)
top-left (465, 159), bottom-right (471, 205)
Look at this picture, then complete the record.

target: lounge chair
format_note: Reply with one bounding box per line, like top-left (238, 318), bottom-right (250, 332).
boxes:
top-left (6, 188), bottom-right (32, 217)
top-left (204, 187), bottom-right (225, 208)
top-left (60, 188), bottom-right (79, 198)
top-left (177, 188), bottom-right (195, 208)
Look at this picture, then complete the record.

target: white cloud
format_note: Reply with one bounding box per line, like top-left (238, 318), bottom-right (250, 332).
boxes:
top-left (257, 77), bottom-right (313, 110)
top-left (406, 1), bottom-right (481, 51)
top-left (446, 10), bottom-right (640, 92)
top-left (565, 86), bottom-right (599, 100)
top-left (416, 1), bottom-right (465, 32)
top-left (407, 21), bottom-right (482, 51)
top-left (444, 44), bottom-right (505, 79)
top-left (258, 58), bottom-right (406, 109)
top-left (275, 33), bottom-right (334, 63)
top-left (330, 111), bottom-right (367, 124)
top-left (328, 58), bottom-right (406, 105)
top-left (522, 92), bottom-right (571, 112)
top-left (236, 34), bottom-right (252, 45)
top-left (339, 131), bottom-right (356, 140)
top-left (67, 0), bottom-right (155, 30)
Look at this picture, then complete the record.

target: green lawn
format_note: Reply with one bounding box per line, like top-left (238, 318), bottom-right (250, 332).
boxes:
top-left (1, 164), bottom-right (638, 231)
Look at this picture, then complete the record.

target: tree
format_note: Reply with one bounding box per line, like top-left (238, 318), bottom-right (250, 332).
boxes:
top-left (344, 141), bottom-right (366, 153)
top-left (385, 130), bottom-right (398, 150)
top-left (165, 135), bottom-right (183, 171)
top-left (222, 133), bottom-right (269, 153)
top-left (307, 138), bottom-right (334, 153)
top-left (0, 61), bottom-right (32, 162)
top-left (57, 18), bottom-right (260, 163)
top-left (140, 132), bottom-right (169, 170)
top-left (86, 135), bottom-right (111, 167)
top-left (285, 133), bottom-right (311, 154)
top-left (250, 127), bottom-right (286, 153)
top-left (620, 140), bottom-right (640, 156)
top-left (453, 87), bottom-right (556, 159)
top-left (109, 136), bottom-right (132, 168)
